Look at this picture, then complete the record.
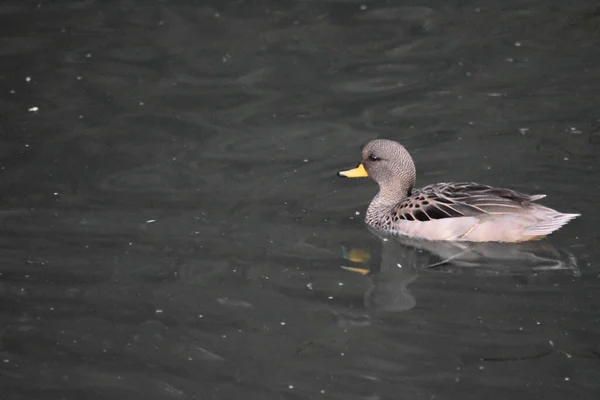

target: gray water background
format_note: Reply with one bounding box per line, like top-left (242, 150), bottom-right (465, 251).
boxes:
top-left (0, 1), bottom-right (599, 399)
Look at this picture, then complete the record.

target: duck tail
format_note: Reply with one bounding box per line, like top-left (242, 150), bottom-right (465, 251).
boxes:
top-left (524, 212), bottom-right (580, 236)
top-left (528, 194), bottom-right (547, 202)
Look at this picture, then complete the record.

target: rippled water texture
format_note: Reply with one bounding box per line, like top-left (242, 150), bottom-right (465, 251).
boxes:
top-left (0, 0), bottom-right (599, 399)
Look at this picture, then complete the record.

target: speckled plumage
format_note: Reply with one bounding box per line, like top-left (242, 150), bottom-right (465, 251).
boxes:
top-left (338, 139), bottom-right (579, 242)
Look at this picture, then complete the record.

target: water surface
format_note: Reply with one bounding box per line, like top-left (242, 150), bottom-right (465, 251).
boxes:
top-left (1, 1), bottom-right (599, 399)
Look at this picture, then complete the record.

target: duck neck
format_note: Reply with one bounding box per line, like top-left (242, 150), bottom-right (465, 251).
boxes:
top-left (380, 182), bottom-right (412, 204)
top-left (366, 184), bottom-right (412, 224)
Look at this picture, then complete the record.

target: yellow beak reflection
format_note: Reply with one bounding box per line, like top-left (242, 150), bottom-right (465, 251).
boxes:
top-left (337, 163), bottom-right (368, 178)
top-left (342, 248), bottom-right (371, 263)
top-left (341, 265), bottom-right (370, 276)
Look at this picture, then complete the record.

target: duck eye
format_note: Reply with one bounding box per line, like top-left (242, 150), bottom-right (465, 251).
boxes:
top-left (368, 154), bottom-right (381, 162)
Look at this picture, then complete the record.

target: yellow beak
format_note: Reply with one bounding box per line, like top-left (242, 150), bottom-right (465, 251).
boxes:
top-left (337, 163), bottom-right (368, 178)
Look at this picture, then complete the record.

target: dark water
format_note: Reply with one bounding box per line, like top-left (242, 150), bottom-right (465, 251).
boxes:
top-left (1, 0), bottom-right (599, 399)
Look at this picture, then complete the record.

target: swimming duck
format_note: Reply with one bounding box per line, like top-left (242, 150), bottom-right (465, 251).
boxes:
top-left (338, 139), bottom-right (579, 242)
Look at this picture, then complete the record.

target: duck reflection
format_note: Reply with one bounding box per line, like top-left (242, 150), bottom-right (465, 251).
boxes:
top-left (342, 231), bottom-right (579, 313)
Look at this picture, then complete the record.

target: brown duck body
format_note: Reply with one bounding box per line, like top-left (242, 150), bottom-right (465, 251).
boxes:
top-left (339, 140), bottom-right (579, 243)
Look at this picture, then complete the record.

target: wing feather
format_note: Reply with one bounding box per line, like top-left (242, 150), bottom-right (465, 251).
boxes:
top-left (393, 182), bottom-right (545, 221)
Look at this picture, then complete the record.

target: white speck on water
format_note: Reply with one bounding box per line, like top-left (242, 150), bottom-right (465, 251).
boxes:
top-left (146, 219), bottom-right (156, 223)
top-left (360, 4), bottom-right (367, 10)
top-left (338, 282), bottom-right (344, 286)
top-left (564, 377), bottom-right (570, 381)
top-left (514, 41), bottom-right (522, 47)
top-left (564, 157), bottom-right (569, 161)
top-left (536, 321), bottom-right (541, 325)
top-left (25, 76), bottom-right (31, 82)
top-left (28, 106), bottom-right (39, 112)
top-left (139, 101), bottom-right (144, 106)
top-left (519, 327), bottom-right (524, 331)
top-left (214, 12), bottom-right (220, 18)
top-left (321, 390), bottom-right (325, 394)
top-left (355, 211), bottom-right (360, 215)
top-left (549, 340), bottom-right (554, 347)
top-left (54, 192), bottom-right (58, 196)
top-left (303, 159), bottom-right (309, 162)
top-left (569, 126), bottom-right (582, 134)
top-left (188, 357), bottom-right (193, 361)
top-left (306, 282), bottom-right (313, 290)
top-left (382, 238), bottom-right (388, 242)
top-left (519, 127), bottom-right (529, 135)
top-left (280, 321), bottom-right (286, 326)
top-left (3, 359), bottom-right (9, 363)
top-left (341, 352), bottom-right (345, 356)
top-left (76, 76), bottom-right (82, 80)
top-left (478, 365), bottom-right (484, 370)
top-left (156, 309), bottom-right (163, 314)
top-left (198, 314), bottom-right (203, 318)
top-left (9, 89), bottom-right (15, 94)
top-left (85, 53), bottom-right (92, 58)
top-left (328, 296), bottom-right (334, 300)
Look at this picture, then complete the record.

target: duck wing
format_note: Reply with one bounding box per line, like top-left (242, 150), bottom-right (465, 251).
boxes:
top-left (392, 182), bottom-right (546, 222)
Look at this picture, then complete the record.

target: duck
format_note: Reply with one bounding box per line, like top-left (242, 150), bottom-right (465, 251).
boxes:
top-left (337, 139), bottom-right (579, 242)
